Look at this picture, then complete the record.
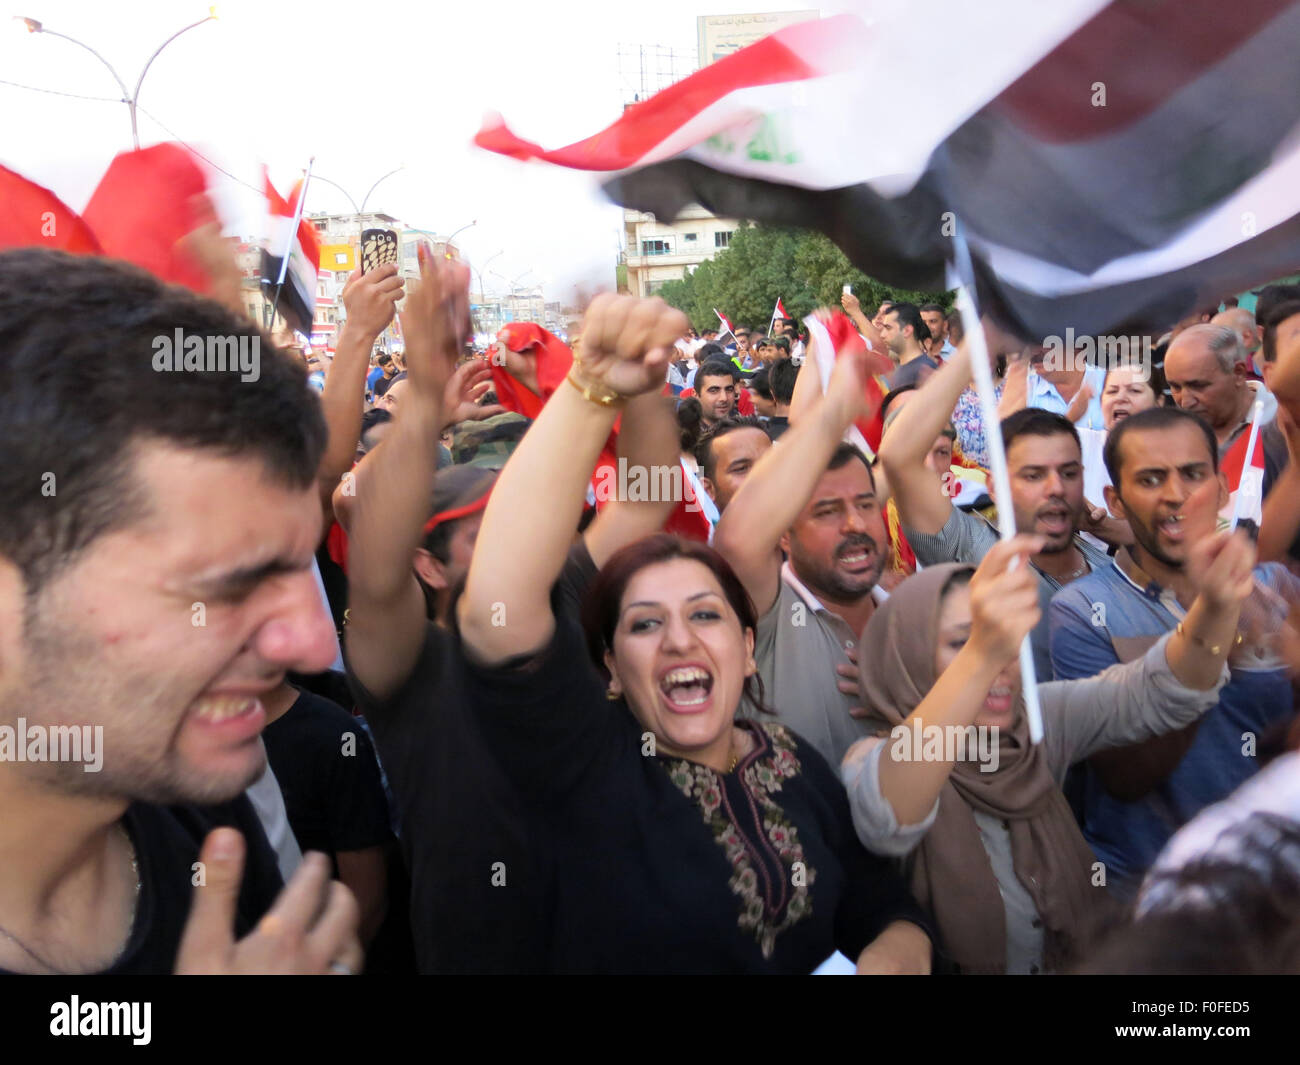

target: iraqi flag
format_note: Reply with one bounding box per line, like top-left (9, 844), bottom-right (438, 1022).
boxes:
top-left (0, 166), bottom-right (102, 255)
top-left (262, 172), bottom-right (321, 336)
top-left (714, 309), bottom-right (735, 337)
top-left (476, 0), bottom-right (1300, 341)
top-left (1220, 411), bottom-right (1269, 528)
top-left (804, 311), bottom-right (891, 457)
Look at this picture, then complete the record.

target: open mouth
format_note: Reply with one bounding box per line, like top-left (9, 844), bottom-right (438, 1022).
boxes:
top-left (1110, 408), bottom-right (1130, 422)
top-left (189, 693), bottom-right (267, 741)
top-left (1158, 512), bottom-right (1186, 541)
top-left (658, 665), bottom-right (715, 711)
top-left (1037, 509), bottom-right (1071, 535)
top-left (983, 685), bottom-right (1014, 713)
top-left (837, 542), bottom-right (877, 572)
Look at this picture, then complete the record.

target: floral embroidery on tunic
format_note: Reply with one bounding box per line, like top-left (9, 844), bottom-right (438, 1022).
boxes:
top-left (662, 723), bottom-right (814, 958)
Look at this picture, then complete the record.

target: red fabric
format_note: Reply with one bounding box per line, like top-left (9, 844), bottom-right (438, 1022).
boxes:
top-left (83, 144), bottom-right (214, 295)
top-left (1221, 419), bottom-right (1267, 491)
top-left (0, 166), bottom-right (102, 254)
top-left (820, 312), bottom-right (890, 451)
top-left (489, 322), bottom-right (575, 419)
top-left (326, 521), bottom-right (349, 575)
top-left (736, 388), bottom-right (755, 416)
top-left (473, 17), bottom-right (841, 169)
top-left (264, 169), bottom-right (322, 279)
top-left (775, 297), bottom-right (787, 320)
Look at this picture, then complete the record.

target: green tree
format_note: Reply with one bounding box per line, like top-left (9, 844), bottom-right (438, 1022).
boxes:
top-left (652, 223), bottom-right (952, 335)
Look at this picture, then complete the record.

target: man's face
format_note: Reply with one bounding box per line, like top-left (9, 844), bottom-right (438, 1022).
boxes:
top-left (1164, 338), bottom-right (1244, 431)
top-left (0, 443), bottom-right (337, 805)
top-left (879, 310), bottom-right (907, 355)
top-left (1000, 432), bottom-right (1085, 552)
top-left (783, 459), bottom-right (886, 603)
top-left (756, 342), bottom-right (776, 364)
top-left (920, 310), bottom-right (946, 344)
top-left (1105, 424), bottom-right (1226, 569)
top-left (377, 377), bottom-right (408, 415)
top-left (703, 427), bottom-right (772, 510)
top-left (382, 361), bottom-right (396, 377)
top-left (872, 302), bottom-right (894, 330)
top-left (697, 374), bottom-right (736, 423)
top-left (735, 334), bottom-right (750, 353)
top-left (1266, 313), bottom-right (1300, 390)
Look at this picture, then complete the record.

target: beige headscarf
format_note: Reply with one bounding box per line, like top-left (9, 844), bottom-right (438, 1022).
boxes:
top-left (857, 563), bottom-right (1111, 973)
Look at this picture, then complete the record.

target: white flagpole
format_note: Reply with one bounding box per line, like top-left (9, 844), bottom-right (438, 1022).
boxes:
top-left (768, 298), bottom-right (781, 338)
top-left (950, 221), bottom-right (1046, 745)
top-left (1229, 399), bottom-right (1266, 532)
top-left (269, 156), bottom-right (316, 329)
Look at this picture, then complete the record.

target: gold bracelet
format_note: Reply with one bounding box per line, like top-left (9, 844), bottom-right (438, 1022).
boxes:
top-left (1175, 620), bottom-right (1243, 657)
top-left (565, 367), bottom-right (627, 409)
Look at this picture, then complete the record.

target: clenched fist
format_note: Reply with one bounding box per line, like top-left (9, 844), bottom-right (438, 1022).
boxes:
top-left (573, 295), bottom-right (688, 400)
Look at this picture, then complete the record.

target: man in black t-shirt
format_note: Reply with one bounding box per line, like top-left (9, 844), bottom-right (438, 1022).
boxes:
top-left (0, 252), bottom-right (361, 974)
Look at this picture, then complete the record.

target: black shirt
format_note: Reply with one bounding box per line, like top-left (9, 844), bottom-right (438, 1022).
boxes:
top-left (0, 797), bottom-right (282, 975)
top-left (346, 543), bottom-right (598, 974)
top-left (261, 688), bottom-right (394, 867)
top-left (463, 609), bottom-right (930, 973)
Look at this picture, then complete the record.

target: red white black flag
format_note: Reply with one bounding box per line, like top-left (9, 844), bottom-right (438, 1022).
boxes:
top-left (262, 171), bottom-right (321, 336)
top-left (477, 0), bottom-right (1300, 339)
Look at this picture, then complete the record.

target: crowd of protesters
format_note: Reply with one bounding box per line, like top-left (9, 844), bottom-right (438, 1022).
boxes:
top-left (1, 242), bottom-right (1298, 976)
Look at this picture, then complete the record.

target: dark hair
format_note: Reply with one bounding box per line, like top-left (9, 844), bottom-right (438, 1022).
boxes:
top-left (780, 317), bottom-right (798, 331)
top-left (0, 249), bottom-right (326, 596)
top-left (1101, 360), bottom-right (1166, 401)
top-left (695, 415), bottom-right (770, 480)
top-left (676, 396), bottom-right (704, 452)
top-left (1000, 408), bottom-right (1081, 457)
top-left (377, 353), bottom-right (393, 366)
top-left (358, 407), bottom-right (394, 453)
top-left (769, 360), bottom-right (798, 404)
top-left (1261, 299), bottom-right (1300, 365)
top-left (1104, 406), bottom-right (1219, 486)
top-left (581, 533), bottom-right (773, 714)
top-left (1253, 284), bottom-right (1300, 329)
top-left (693, 359), bottom-right (738, 392)
top-left (696, 342), bottom-right (726, 361)
top-left (879, 383), bottom-right (918, 423)
top-left (1075, 813), bottom-right (1300, 974)
top-left (884, 301), bottom-right (931, 344)
top-left (946, 310), bottom-right (964, 345)
top-left (919, 302), bottom-right (946, 315)
top-left (826, 441), bottom-right (876, 490)
top-left (749, 366), bottom-right (773, 401)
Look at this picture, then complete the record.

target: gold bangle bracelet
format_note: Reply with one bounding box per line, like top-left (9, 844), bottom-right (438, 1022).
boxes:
top-left (565, 367), bottom-right (627, 409)
top-left (1175, 620), bottom-right (1243, 657)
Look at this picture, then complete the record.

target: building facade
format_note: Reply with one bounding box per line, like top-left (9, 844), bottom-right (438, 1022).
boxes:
top-left (621, 204), bottom-right (739, 298)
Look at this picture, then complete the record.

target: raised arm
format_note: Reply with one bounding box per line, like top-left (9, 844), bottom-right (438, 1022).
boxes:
top-left (867, 536), bottom-right (1044, 827)
top-left (714, 329), bottom-right (877, 615)
top-left (877, 344), bottom-right (972, 536)
top-left (343, 251), bottom-right (460, 701)
top-left (583, 390), bottom-right (683, 568)
top-left (457, 296), bottom-right (687, 666)
top-left (316, 265), bottom-right (403, 519)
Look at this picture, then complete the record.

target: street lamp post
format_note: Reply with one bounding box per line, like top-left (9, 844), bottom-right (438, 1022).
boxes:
top-left (442, 220), bottom-right (477, 260)
top-left (16, 10), bottom-right (218, 150)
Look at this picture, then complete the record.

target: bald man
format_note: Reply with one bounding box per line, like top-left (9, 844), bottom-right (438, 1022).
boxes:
top-left (1211, 307), bottom-right (1263, 376)
top-left (1164, 324), bottom-right (1271, 453)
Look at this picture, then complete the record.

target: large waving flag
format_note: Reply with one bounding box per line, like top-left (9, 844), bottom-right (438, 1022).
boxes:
top-left (262, 171), bottom-right (321, 335)
top-left (83, 144), bottom-right (215, 295)
top-left (477, 0), bottom-right (1300, 340)
top-left (0, 166), bottom-right (102, 255)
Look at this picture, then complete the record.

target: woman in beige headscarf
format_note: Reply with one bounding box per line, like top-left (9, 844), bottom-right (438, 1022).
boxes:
top-left (841, 531), bottom-right (1256, 974)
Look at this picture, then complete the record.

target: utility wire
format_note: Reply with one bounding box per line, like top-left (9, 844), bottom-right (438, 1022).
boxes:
top-left (0, 77), bottom-right (121, 102)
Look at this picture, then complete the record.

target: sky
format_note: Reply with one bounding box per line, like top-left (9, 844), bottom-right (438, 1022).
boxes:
top-left (0, 0), bottom-right (852, 304)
